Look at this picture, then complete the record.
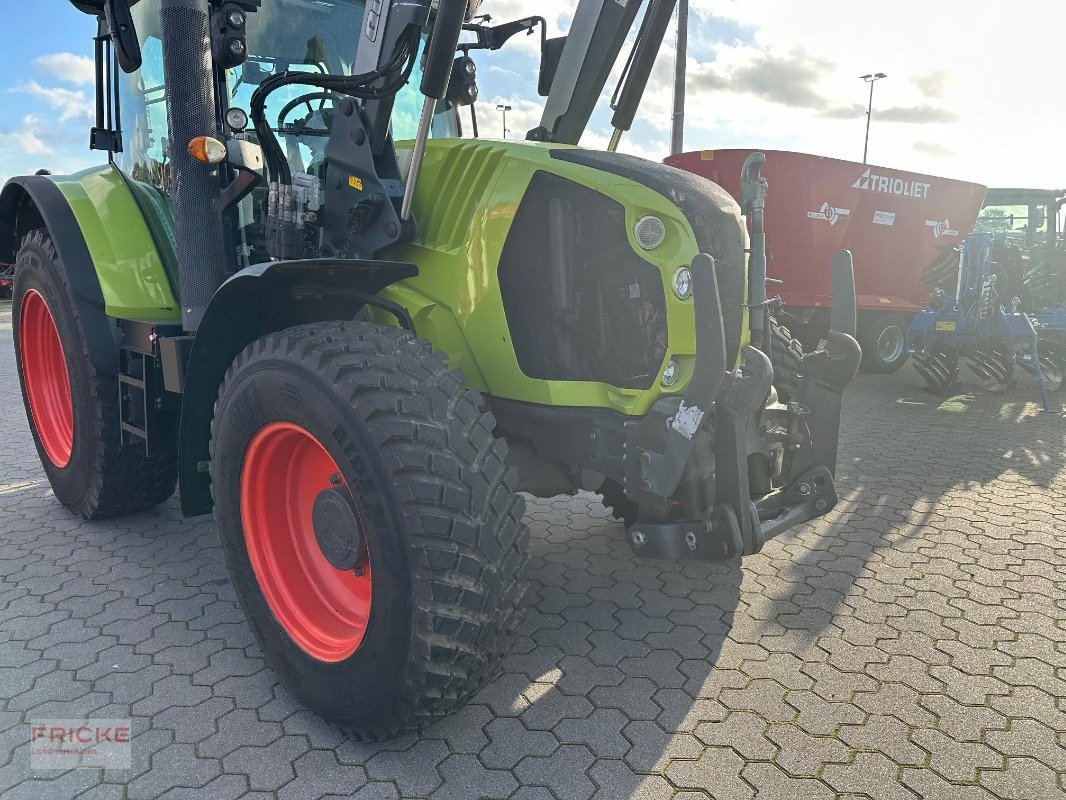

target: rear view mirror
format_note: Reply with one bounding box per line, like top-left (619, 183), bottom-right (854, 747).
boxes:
top-left (104, 0), bottom-right (142, 73)
top-left (539, 35), bottom-right (567, 96)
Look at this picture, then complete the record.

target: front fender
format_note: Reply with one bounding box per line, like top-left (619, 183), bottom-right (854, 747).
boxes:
top-left (177, 258), bottom-right (417, 517)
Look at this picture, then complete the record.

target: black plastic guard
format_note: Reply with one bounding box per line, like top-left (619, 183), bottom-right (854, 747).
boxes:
top-left (177, 258), bottom-right (417, 517)
top-left (625, 253), bottom-right (727, 501)
top-left (712, 345), bottom-right (774, 556)
top-left (787, 330), bottom-right (862, 477)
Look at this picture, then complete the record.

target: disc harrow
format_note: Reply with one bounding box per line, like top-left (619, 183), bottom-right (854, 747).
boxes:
top-left (964, 343), bottom-right (1015, 393)
top-left (911, 347), bottom-right (958, 396)
top-left (907, 233), bottom-right (1061, 409)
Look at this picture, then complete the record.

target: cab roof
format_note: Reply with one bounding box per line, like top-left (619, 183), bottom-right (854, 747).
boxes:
top-left (70, 1), bottom-right (105, 13)
top-left (985, 188), bottom-right (1066, 207)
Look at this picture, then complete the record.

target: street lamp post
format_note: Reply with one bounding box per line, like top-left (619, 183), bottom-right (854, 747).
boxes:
top-left (860, 72), bottom-right (886, 164)
top-left (670, 0), bottom-right (688, 155)
top-left (496, 104), bottom-right (512, 139)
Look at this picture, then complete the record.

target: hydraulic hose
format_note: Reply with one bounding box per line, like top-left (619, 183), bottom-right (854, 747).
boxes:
top-left (249, 27), bottom-right (419, 187)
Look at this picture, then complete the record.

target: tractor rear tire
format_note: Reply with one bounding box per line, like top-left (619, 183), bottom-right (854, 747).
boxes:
top-left (210, 321), bottom-right (528, 740)
top-left (12, 230), bottom-right (177, 518)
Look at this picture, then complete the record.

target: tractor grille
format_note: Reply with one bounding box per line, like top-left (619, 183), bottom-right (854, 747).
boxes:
top-left (498, 171), bottom-right (667, 389)
top-left (550, 149), bottom-right (748, 367)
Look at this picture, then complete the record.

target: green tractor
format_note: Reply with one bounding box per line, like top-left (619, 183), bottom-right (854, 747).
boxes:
top-left (1, 0), bottom-right (860, 738)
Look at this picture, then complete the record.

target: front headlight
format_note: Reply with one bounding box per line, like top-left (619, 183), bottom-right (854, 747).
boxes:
top-left (634, 215), bottom-right (666, 250)
top-left (672, 267), bottom-right (692, 300)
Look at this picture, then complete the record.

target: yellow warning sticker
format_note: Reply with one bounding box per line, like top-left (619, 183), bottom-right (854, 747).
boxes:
top-left (935, 321), bottom-right (957, 331)
top-left (700, 150), bottom-right (714, 161)
top-left (348, 175), bottom-right (363, 190)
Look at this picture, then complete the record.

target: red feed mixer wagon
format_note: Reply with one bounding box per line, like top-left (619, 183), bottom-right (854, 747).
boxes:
top-left (667, 149), bottom-right (987, 372)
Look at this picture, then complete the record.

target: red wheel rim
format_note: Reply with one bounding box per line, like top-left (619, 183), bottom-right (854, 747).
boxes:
top-left (19, 289), bottom-right (74, 468)
top-left (240, 422), bottom-right (372, 662)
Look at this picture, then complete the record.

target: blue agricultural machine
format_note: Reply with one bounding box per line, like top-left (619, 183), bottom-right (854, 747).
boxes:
top-left (907, 187), bottom-right (1066, 410)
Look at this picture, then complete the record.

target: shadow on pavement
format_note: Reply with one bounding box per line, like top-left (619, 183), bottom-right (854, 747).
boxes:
top-left (757, 367), bottom-right (1065, 649)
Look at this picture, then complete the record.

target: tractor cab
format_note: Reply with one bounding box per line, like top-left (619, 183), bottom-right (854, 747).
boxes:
top-left (117, 0), bottom-right (463, 178)
top-left (104, 0), bottom-right (478, 272)
top-left (974, 188), bottom-right (1066, 309)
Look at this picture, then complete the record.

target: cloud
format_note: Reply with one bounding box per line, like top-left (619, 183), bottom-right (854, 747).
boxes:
top-left (912, 70), bottom-right (950, 99)
top-left (818, 103), bottom-right (958, 124)
top-left (473, 95), bottom-right (544, 139)
top-left (877, 105), bottom-right (959, 124)
top-left (819, 103), bottom-right (867, 120)
top-left (34, 53), bottom-right (95, 86)
top-left (913, 140), bottom-right (955, 157)
top-left (729, 48), bottom-right (832, 108)
top-left (488, 65), bottom-right (522, 80)
top-left (0, 115), bottom-right (55, 156)
top-left (16, 81), bottom-right (94, 124)
top-left (688, 61), bottom-right (729, 94)
top-left (582, 128), bottom-right (667, 161)
top-left (688, 47), bottom-right (831, 110)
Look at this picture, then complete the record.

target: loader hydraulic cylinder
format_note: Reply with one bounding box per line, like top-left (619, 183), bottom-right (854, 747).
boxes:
top-left (608, 0), bottom-right (677, 149)
top-left (401, 0), bottom-right (467, 220)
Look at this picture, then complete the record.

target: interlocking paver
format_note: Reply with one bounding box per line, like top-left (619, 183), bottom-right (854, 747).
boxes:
top-left (977, 757), bottom-right (1063, 800)
top-left (665, 746), bottom-right (753, 799)
top-left (739, 761), bottom-right (835, 800)
top-left (763, 722), bottom-right (852, 777)
top-left (479, 718), bottom-right (557, 770)
top-left (513, 743), bottom-right (596, 800)
top-left (430, 753), bottom-right (516, 800)
top-left (1, 301), bottom-right (1065, 799)
top-left (821, 751), bottom-right (916, 800)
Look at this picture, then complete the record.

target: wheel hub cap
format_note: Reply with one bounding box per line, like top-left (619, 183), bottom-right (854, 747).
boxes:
top-left (878, 325), bottom-right (905, 363)
top-left (312, 485), bottom-right (364, 571)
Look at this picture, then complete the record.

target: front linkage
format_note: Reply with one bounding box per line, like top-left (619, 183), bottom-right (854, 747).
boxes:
top-left (622, 153), bottom-right (849, 560)
top-left (624, 153), bottom-right (859, 560)
top-left (622, 244), bottom-right (861, 562)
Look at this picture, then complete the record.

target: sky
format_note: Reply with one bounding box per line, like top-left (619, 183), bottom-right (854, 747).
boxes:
top-left (2, 1), bottom-right (1065, 191)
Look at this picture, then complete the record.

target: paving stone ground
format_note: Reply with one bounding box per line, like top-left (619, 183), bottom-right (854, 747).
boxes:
top-left (1, 300), bottom-right (1064, 800)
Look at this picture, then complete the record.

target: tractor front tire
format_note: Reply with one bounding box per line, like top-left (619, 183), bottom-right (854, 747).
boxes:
top-left (210, 321), bottom-right (528, 740)
top-left (12, 230), bottom-right (177, 518)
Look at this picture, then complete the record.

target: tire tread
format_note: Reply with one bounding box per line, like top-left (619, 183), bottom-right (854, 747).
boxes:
top-left (15, 230), bottom-right (176, 519)
top-left (211, 320), bottom-right (528, 740)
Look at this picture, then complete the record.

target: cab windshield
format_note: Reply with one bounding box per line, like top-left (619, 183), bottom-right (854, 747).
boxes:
top-left (976, 204), bottom-right (1049, 235)
top-left (117, 0), bottom-right (456, 189)
top-left (231, 0), bottom-right (457, 174)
